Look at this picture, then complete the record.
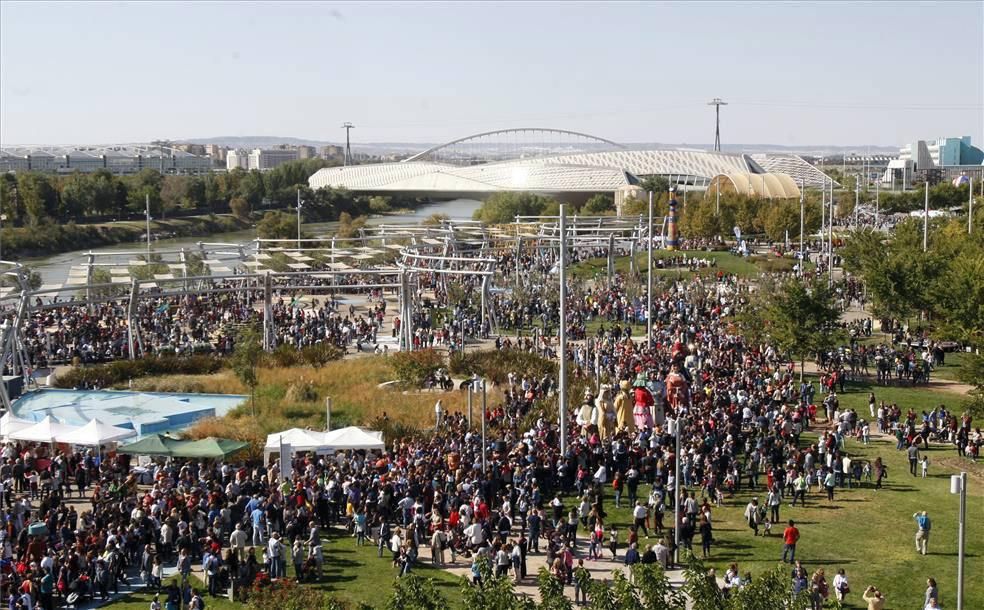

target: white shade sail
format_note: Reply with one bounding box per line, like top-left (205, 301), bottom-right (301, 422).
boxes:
top-left (55, 418), bottom-right (137, 446)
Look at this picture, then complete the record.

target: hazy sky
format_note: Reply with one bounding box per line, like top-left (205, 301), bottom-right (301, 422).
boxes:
top-left (1, 1), bottom-right (981, 147)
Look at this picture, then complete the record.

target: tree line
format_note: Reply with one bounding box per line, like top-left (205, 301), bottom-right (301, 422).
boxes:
top-left (0, 158), bottom-right (349, 227)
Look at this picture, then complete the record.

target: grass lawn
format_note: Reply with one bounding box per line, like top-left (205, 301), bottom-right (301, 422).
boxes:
top-left (571, 250), bottom-right (760, 279)
top-left (931, 350), bottom-right (972, 384)
top-left (105, 533), bottom-right (465, 609)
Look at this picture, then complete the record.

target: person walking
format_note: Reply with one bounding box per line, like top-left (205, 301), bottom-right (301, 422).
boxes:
top-left (699, 515), bottom-right (713, 558)
top-left (744, 498), bottom-right (761, 536)
top-left (913, 511), bottom-right (931, 555)
top-left (768, 488), bottom-right (781, 523)
top-left (924, 577), bottom-right (939, 608)
top-left (908, 442), bottom-right (921, 476)
top-left (833, 568), bottom-right (850, 603)
top-left (810, 568), bottom-right (829, 610)
top-left (782, 520), bottom-right (800, 563)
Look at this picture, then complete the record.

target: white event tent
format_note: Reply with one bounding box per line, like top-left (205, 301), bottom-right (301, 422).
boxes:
top-left (323, 426), bottom-right (385, 451)
top-left (264, 426), bottom-right (384, 462)
top-left (0, 412), bottom-right (33, 438)
top-left (10, 416), bottom-right (78, 444)
top-left (56, 418), bottom-right (136, 446)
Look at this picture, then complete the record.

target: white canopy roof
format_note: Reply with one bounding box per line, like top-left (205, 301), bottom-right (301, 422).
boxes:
top-left (0, 412), bottom-right (32, 438)
top-left (323, 426), bottom-right (385, 451)
top-left (55, 418), bottom-right (136, 446)
top-left (264, 428), bottom-right (330, 453)
top-left (9, 416), bottom-right (79, 443)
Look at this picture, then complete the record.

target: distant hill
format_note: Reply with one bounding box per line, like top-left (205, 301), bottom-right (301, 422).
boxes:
top-left (179, 136), bottom-right (898, 157)
top-left (182, 136), bottom-right (339, 148)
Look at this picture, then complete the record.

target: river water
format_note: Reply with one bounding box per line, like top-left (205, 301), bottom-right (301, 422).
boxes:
top-left (24, 199), bottom-right (482, 286)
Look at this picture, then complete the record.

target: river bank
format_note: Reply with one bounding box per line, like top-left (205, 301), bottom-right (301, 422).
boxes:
top-left (3, 214), bottom-right (250, 259)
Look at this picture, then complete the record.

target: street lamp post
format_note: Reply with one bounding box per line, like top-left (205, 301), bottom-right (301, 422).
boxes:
top-left (950, 472), bottom-right (967, 610)
top-left (673, 412), bottom-right (683, 565)
top-left (559, 204), bottom-right (568, 457)
top-left (647, 191), bottom-right (653, 350)
top-left (480, 379), bottom-right (487, 474)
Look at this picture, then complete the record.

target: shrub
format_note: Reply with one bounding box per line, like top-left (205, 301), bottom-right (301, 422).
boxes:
top-left (449, 349), bottom-right (555, 385)
top-left (284, 379), bottom-right (319, 403)
top-left (245, 576), bottom-right (345, 610)
top-left (388, 349), bottom-right (444, 388)
top-left (52, 355), bottom-right (224, 389)
top-left (300, 343), bottom-right (344, 368)
top-left (269, 344), bottom-right (302, 367)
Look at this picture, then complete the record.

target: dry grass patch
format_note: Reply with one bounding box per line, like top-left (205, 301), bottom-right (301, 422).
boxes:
top-left (161, 356), bottom-right (481, 454)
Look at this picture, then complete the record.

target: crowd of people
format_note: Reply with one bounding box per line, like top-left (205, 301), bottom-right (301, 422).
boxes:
top-left (0, 237), bottom-right (975, 610)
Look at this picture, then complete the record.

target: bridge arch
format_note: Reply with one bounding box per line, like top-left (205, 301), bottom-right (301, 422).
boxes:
top-left (402, 128), bottom-right (624, 164)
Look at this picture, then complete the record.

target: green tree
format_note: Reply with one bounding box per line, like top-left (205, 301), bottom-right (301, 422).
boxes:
top-left (257, 211), bottom-right (299, 240)
top-left (680, 198), bottom-right (721, 238)
top-left (368, 195), bottom-right (392, 213)
top-left (460, 557), bottom-right (534, 610)
top-left (582, 194), bottom-right (614, 216)
top-left (760, 199), bottom-right (800, 242)
top-left (90, 169), bottom-right (120, 216)
top-left (58, 172), bottom-right (95, 219)
top-left (472, 192), bottom-right (557, 224)
top-left (0, 174), bottom-right (23, 226)
top-left (230, 324), bottom-right (263, 417)
top-left (186, 176), bottom-right (207, 209)
top-left (336, 211), bottom-right (366, 238)
top-left (160, 175), bottom-right (187, 216)
top-left (639, 175), bottom-right (670, 194)
top-left (230, 196), bottom-right (251, 220)
top-left (536, 567), bottom-right (573, 610)
top-left (759, 279), bottom-right (843, 379)
top-left (204, 173), bottom-right (221, 212)
top-left (384, 574), bottom-right (448, 610)
top-left (238, 170), bottom-right (266, 208)
top-left (17, 173), bottom-right (58, 226)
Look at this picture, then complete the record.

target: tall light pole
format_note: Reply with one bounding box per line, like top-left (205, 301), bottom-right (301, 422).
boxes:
top-left (950, 472), bottom-right (967, 610)
top-left (481, 380), bottom-right (487, 474)
top-left (799, 179), bottom-right (805, 278)
top-left (647, 191), bottom-right (653, 349)
top-left (969, 177), bottom-right (974, 235)
top-left (673, 412), bottom-right (683, 565)
top-left (875, 179), bottom-right (880, 227)
top-left (827, 178), bottom-right (833, 288)
top-left (145, 193), bottom-right (152, 258)
top-left (923, 181), bottom-right (929, 252)
top-left (854, 176), bottom-right (861, 229)
top-left (558, 204), bottom-right (568, 457)
top-left (708, 98), bottom-right (728, 152)
top-left (295, 188), bottom-right (304, 250)
top-left (341, 122), bottom-right (355, 166)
